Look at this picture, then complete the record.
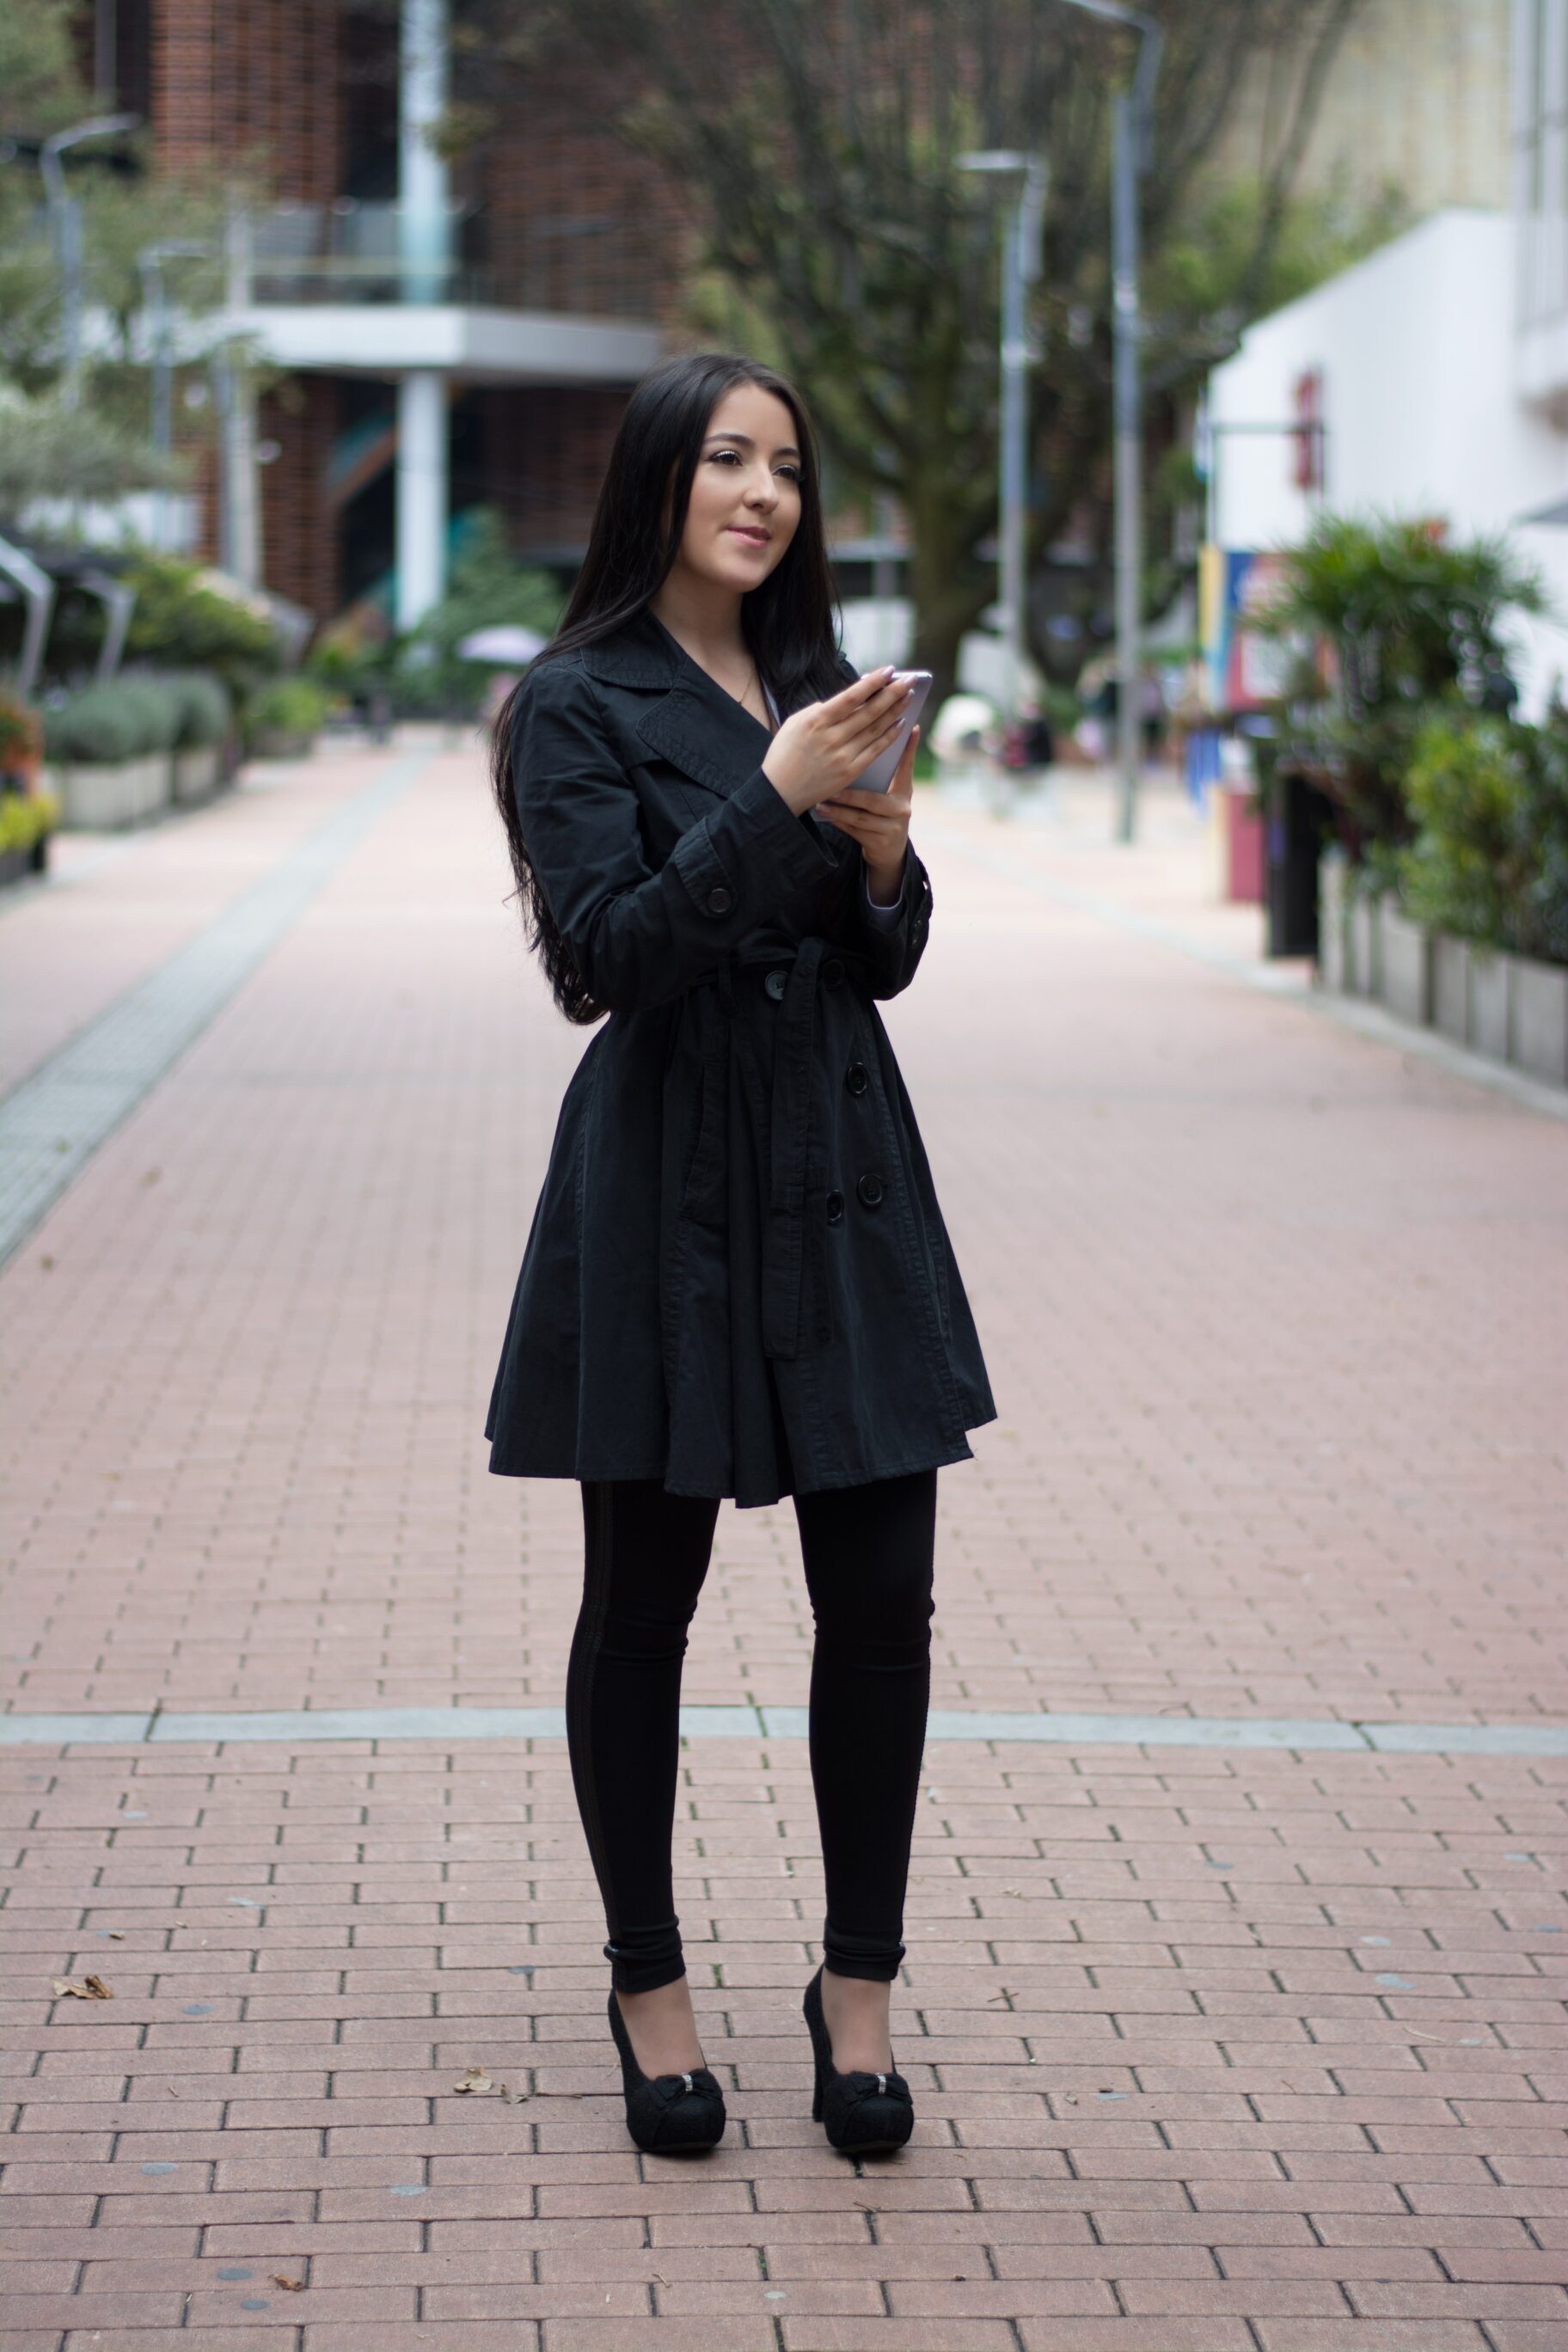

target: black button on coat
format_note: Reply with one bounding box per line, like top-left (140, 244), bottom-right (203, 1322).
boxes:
top-left (485, 609), bottom-right (996, 1508)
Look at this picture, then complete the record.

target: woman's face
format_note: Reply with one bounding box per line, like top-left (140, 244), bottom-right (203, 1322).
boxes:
top-left (672, 381), bottom-right (804, 596)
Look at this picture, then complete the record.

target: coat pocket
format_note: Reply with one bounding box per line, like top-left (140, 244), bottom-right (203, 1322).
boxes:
top-left (676, 1045), bottom-right (727, 1227)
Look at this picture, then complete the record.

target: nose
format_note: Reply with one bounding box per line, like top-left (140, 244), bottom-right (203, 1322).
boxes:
top-left (744, 467), bottom-right (779, 511)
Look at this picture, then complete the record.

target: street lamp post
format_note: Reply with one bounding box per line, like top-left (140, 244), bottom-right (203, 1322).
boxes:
top-left (958, 151), bottom-right (1047, 734)
top-left (138, 240), bottom-right (214, 551)
top-left (1053, 0), bottom-right (1161, 842)
top-left (39, 114), bottom-right (140, 409)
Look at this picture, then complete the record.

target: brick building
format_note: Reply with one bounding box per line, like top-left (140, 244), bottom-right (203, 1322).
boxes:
top-left (88, 0), bottom-right (677, 628)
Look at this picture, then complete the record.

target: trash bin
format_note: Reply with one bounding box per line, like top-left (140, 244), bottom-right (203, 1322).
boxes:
top-left (1265, 763), bottom-right (1333, 959)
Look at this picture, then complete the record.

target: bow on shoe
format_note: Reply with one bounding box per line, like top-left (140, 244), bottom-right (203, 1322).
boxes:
top-left (822, 2067), bottom-right (911, 2128)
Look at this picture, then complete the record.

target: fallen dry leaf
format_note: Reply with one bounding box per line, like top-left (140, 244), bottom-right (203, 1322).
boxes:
top-left (454, 2067), bottom-right (493, 2095)
top-left (107, 1929), bottom-right (126, 1941)
top-left (52, 1975), bottom-right (111, 2000)
top-left (272, 2274), bottom-right (306, 2292)
top-left (499, 2082), bottom-right (529, 2104)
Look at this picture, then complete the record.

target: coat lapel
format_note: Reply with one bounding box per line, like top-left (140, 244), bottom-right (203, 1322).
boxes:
top-left (582, 609), bottom-right (775, 804)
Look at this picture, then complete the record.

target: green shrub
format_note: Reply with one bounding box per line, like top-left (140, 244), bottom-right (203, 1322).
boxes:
top-left (1398, 714), bottom-right (1568, 968)
top-left (247, 677), bottom-right (330, 739)
top-left (43, 677), bottom-right (182, 764)
top-left (151, 669), bottom-right (232, 749)
top-left (0, 787), bottom-right (58, 855)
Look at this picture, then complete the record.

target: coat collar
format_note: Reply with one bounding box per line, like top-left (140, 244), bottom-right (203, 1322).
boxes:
top-left (579, 607), bottom-right (679, 691)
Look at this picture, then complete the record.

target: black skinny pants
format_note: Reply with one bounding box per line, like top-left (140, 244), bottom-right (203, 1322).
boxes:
top-left (568, 1469), bottom-right (938, 1994)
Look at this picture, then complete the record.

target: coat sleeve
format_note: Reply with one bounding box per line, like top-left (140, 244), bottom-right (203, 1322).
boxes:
top-left (818, 653), bottom-right (934, 1000)
top-left (513, 659), bottom-right (840, 1012)
top-left (840, 842), bottom-right (934, 999)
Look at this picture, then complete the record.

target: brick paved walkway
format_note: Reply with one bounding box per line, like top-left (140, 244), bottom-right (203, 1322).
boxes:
top-left (3, 741), bottom-right (1566, 2349)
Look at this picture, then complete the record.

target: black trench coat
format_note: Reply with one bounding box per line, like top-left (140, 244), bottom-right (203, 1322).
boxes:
top-left (485, 608), bottom-right (995, 1508)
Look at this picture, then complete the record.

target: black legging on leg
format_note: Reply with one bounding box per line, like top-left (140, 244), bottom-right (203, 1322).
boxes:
top-left (567, 1470), bottom-right (937, 1995)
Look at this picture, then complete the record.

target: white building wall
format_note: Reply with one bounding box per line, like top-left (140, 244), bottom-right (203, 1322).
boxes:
top-left (1207, 209), bottom-right (1568, 712)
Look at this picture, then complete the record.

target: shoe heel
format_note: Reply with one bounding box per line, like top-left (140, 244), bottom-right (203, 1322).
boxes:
top-left (811, 2055), bottom-right (824, 2123)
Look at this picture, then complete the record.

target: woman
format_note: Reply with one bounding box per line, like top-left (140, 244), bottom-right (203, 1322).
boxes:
top-left (487, 351), bottom-right (995, 2158)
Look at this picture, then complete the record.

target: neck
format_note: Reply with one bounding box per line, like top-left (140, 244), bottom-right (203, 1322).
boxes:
top-left (650, 567), bottom-right (748, 670)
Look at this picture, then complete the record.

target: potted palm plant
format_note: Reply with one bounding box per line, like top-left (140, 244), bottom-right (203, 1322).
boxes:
top-left (1249, 516), bottom-right (1547, 993)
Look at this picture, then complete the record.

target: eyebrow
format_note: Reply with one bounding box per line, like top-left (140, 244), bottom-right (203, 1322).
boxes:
top-left (704, 430), bottom-right (802, 460)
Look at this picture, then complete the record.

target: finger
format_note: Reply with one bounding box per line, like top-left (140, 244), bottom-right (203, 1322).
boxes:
top-left (824, 665), bottom-right (899, 717)
top-left (888, 724), bottom-right (920, 799)
top-left (897, 721), bottom-right (920, 773)
top-left (833, 675), bottom-right (916, 738)
top-left (842, 699), bottom-right (915, 761)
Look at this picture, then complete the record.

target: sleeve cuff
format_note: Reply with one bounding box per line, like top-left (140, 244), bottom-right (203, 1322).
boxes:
top-left (862, 861), bottom-right (907, 927)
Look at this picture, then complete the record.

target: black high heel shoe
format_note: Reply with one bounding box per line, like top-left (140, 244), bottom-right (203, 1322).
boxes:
top-left (606, 1990), bottom-right (726, 2154)
top-left (802, 1965), bottom-right (914, 2154)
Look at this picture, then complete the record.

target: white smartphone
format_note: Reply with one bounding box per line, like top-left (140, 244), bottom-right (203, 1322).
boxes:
top-left (851, 670), bottom-right (933, 793)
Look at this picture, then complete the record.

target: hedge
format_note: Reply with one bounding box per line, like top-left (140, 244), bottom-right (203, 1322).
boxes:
top-left (44, 677), bottom-right (183, 764)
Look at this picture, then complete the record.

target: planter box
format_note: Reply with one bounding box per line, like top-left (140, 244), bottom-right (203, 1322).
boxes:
top-left (46, 754), bottom-right (171, 830)
top-left (1511, 955), bottom-right (1568, 1085)
top-left (1431, 933), bottom-right (1469, 1045)
top-left (171, 743), bottom-right (222, 803)
top-left (1379, 904), bottom-right (1433, 1027)
top-left (250, 726), bottom-right (316, 761)
top-left (0, 836), bottom-right (47, 889)
top-left (1317, 854), bottom-right (1349, 991)
top-left (1467, 948), bottom-right (1515, 1063)
top-left (1347, 891), bottom-right (1382, 999)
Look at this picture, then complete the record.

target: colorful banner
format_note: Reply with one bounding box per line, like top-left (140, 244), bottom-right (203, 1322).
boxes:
top-left (1199, 545), bottom-right (1294, 714)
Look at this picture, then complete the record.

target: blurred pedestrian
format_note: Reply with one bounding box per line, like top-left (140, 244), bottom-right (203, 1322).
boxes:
top-left (486, 352), bottom-right (995, 2161)
top-left (1002, 697), bottom-right (1054, 775)
top-left (1139, 669), bottom-right (1167, 763)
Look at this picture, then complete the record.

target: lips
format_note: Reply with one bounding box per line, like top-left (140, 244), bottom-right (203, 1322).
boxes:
top-left (726, 526), bottom-right (771, 546)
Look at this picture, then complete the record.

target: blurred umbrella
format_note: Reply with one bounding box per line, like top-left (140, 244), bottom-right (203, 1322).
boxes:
top-left (457, 623), bottom-right (547, 664)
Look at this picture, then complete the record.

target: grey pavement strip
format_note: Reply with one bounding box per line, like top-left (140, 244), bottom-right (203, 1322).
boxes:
top-left (2, 1705), bottom-right (1565, 1755)
top-left (921, 825), bottom-right (1568, 1124)
top-left (0, 744), bottom-right (434, 1269)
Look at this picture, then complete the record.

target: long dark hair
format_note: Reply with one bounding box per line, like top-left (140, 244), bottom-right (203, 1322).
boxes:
top-left (490, 350), bottom-right (842, 1022)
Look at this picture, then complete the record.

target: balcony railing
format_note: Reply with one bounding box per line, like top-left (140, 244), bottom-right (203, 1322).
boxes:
top-left (242, 201), bottom-right (661, 320)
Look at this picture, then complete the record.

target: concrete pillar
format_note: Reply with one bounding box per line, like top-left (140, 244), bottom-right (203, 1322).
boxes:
top-left (395, 368), bottom-right (448, 629)
top-left (400, 0), bottom-right (450, 302)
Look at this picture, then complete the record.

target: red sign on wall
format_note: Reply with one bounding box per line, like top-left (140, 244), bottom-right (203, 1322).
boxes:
top-left (1292, 369), bottom-right (1325, 493)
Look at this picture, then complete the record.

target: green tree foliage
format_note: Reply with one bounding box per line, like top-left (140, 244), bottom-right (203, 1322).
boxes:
top-left (449, 0), bottom-right (1372, 701)
top-left (120, 554), bottom-right (283, 699)
top-left (391, 510), bottom-right (562, 718)
top-left (1256, 514), bottom-right (1547, 861)
top-left (0, 0), bottom-right (225, 507)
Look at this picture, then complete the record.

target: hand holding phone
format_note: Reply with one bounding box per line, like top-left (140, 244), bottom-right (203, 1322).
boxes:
top-left (763, 665), bottom-right (921, 816)
top-left (848, 671), bottom-right (933, 793)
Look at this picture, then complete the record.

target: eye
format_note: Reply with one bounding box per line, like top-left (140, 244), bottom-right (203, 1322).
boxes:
top-left (707, 448), bottom-right (743, 465)
top-left (776, 464), bottom-right (802, 483)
